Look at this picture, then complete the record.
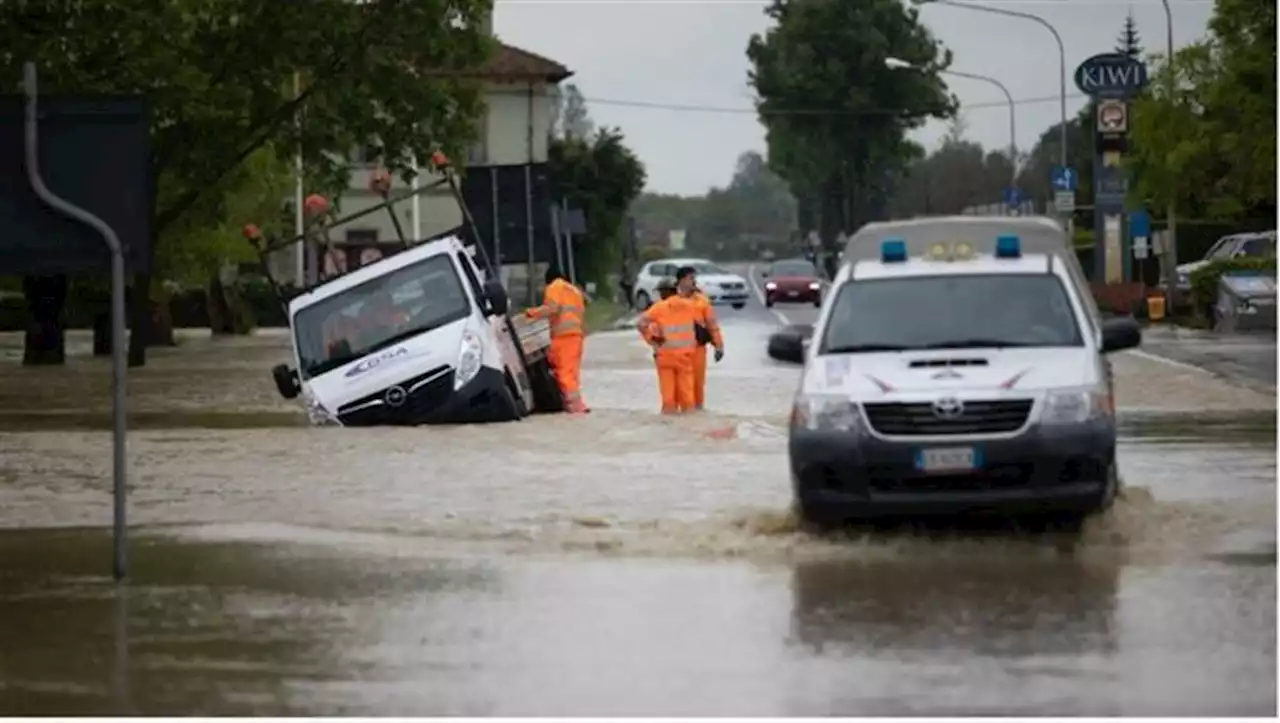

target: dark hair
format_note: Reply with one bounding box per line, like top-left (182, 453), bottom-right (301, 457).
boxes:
top-left (545, 266), bottom-right (565, 284)
top-left (675, 265), bottom-right (696, 281)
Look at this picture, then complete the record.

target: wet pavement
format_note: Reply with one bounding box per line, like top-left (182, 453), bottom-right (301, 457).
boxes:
top-left (0, 288), bottom-right (1275, 715)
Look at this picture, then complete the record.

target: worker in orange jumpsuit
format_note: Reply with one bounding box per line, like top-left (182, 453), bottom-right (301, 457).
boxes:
top-left (637, 269), bottom-right (701, 414)
top-left (688, 278), bottom-right (725, 410)
top-left (525, 267), bottom-right (589, 413)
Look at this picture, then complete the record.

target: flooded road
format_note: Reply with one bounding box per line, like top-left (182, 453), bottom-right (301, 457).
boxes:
top-left (0, 303), bottom-right (1275, 715)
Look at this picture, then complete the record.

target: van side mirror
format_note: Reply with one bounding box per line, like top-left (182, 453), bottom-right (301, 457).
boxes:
top-left (1100, 316), bottom-right (1142, 353)
top-left (272, 363), bottom-right (301, 399)
top-left (484, 279), bottom-right (509, 316)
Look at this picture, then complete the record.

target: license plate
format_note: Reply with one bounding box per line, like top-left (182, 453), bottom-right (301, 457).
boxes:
top-left (915, 447), bottom-right (979, 473)
top-left (787, 291), bottom-right (799, 297)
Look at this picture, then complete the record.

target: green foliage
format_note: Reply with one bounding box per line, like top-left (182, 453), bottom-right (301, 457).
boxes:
top-left (1128, 0), bottom-right (1275, 219)
top-left (1188, 255), bottom-right (1277, 311)
top-left (889, 130), bottom-right (1019, 217)
top-left (746, 0), bottom-right (956, 238)
top-left (549, 128), bottom-right (647, 285)
top-left (1116, 12), bottom-right (1144, 59)
top-left (0, 0), bottom-right (493, 280)
top-left (1014, 103), bottom-right (1095, 226)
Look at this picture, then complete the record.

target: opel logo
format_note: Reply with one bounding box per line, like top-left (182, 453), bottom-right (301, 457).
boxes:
top-left (385, 386), bottom-right (407, 407)
top-left (931, 396), bottom-right (964, 419)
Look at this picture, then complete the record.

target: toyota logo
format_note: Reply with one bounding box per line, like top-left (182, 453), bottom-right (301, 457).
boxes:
top-left (931, 396), bottom-right (964, 419)
top-left (385, 386), bottom-right (407, 407)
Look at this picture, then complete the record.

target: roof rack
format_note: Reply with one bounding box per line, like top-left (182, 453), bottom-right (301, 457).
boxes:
top-left (843, 215), bottom-right (1070, 265)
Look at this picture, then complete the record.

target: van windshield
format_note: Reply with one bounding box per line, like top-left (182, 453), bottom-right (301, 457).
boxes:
top-left (820, 273), bottom-right (1083, 353)
top-left (294, 254), bottom-right (472, 378)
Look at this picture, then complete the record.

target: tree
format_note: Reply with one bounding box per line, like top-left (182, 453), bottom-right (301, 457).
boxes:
top-left (1128, 0), bottom-right (1275, 220)
top-left (549, 128), bottom-right (647, 288)
top-left (552, 84), bottom-right (594, 141)
top-left (746, 0), bottom-right (956, 254)
top-left (1116, 11), bottom-right (1144, 59)
top-left (0, 0), bottom-right (492, 366)
top-left (889, 136), bottom-right (1018, 217)
top-left (1014, 103), bottom-right (1095, 226)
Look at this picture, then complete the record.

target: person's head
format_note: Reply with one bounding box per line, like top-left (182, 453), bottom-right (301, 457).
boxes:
top-left (675, 265), bottom-right (697, 296)
top-left (545, 266), bottom-right (566, 285)
top-left (656, 277), bottom-right (678, 299)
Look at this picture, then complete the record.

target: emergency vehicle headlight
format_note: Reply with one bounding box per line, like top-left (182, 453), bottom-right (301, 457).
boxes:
top-left (995, 235), bottom-right (1021, 258)
top-left (301, 391), bottom-right (342, 427)
top-left (454, 332), bottom-right (484, 390)
top-left (952, 242), bottom-right (975, 259)
top-left (791, 393), bottom-right (863, 433)
top-left (881, 239), bottom-right (907, 263)
top-left (1042, 387), bottom-right (1113, 425)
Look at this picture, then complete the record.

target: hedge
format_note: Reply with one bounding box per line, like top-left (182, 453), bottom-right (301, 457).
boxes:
top-left (1188, 256), bottom-right (1278, 313)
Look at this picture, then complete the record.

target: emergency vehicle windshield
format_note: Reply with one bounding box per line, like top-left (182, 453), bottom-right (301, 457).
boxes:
top-left (293, 254), bottom-right (471, 378)
top-left (819, 273), bottom-right (1083, 353)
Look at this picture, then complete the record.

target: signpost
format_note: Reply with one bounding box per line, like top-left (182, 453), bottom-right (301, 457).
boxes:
top-left (1003, 187), bottom-right (1022, 215)
top-left (1050, 165), bottom-right (1077, 218)
top-left (1073, 51), bottom-right (1148, 283)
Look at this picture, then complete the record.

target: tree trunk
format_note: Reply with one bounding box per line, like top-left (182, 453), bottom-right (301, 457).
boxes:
top-left (149, 295), bottom-right (176, 347)
top-left (127, 272), bottom-right (150, 367)
top-left (21, 275), bottom-right (68, 366)
top-left (207, 273), bottom-right (234, 335)
top-left (92, 312), bottom-right (113, 356)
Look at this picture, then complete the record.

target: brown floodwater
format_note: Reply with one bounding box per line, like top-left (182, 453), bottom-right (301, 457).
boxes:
top-left (0, 315), bottom-right (1274, 715)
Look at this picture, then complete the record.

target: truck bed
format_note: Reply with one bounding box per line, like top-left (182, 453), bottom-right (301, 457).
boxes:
top-left (510, 315), bottom-right (552, 360)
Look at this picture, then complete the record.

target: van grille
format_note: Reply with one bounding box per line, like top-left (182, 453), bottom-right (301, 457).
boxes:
top-left (862, 399), bottom-right (1033, 436)
top-left (337, 364), bottom-right (454, 426)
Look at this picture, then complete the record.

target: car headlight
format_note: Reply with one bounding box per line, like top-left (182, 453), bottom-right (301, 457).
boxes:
top-left (454, 331), bottom-right (483, 390)
top-left (808, 281), bottom-right (821, 290)
top-left (765, 281), bottom-right (777, 291)
top-left (791, 393), bottom-right (863, 433)
top-left (1176, 272), bottom-right (1190, 287)
top-left (1042, 387), bottom-right (1113, 425)
top-left (302, 391), bottom-right (342, 427)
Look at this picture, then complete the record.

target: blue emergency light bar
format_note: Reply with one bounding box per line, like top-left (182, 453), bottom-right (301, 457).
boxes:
top-left (881, 239), bottom-right (908, 263)
top-left (995, 235), bottom-right (1021, 258)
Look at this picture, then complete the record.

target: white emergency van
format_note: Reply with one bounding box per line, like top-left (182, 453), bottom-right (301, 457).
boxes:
top-left (787, 216), bottom-right (1143, 528)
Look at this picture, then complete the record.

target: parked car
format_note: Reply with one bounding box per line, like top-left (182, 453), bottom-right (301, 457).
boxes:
top-left (1174, 230), bottom-right (1276, 291)
top-left (632, 258), bottom-right (750, 309)
top-left (762, 257), bottom-right (823, 307)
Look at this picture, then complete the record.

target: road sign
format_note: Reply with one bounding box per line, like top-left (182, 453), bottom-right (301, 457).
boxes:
top-left (1130, 208), bottom-right (1151, 238)
top-left (1004, 187), bottom-right (1022, 208)
top-left (1054, 190), bottom-right (1076, 213)
top-left (1073, 52), bottom-right (1149, 99)
top-left (1050, 166), bottom-right (1077, 192)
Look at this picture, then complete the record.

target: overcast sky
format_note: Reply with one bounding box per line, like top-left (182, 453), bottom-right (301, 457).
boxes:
top-left (494, 0), bottom-right (1214, 196)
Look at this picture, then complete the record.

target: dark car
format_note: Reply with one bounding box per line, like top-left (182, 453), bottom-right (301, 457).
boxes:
top-left (762, 258), bottom-right (822, 308)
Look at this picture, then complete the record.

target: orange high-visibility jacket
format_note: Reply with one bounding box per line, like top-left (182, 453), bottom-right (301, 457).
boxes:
top-left (640, 296), bottom-right (699, 357)
top-left (690, 291), bottom-right (724, 349)
top-left (527, 278), bottom-right (585, 338)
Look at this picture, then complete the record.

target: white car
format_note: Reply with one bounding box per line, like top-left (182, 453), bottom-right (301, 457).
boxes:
top-left (1172, 230), bottom-right (1275, 291)
top-left (632, 258), bottom-right (750, 309)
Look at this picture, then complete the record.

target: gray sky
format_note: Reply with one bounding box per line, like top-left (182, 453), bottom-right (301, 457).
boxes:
top-left (495, 0), bottom-right (1214, 196)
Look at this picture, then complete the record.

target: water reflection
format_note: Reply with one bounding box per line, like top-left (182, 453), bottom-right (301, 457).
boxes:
top-left (788, 555), bottom-right (1120, 658)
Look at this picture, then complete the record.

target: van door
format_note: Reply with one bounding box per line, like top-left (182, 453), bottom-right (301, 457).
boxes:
top-left (455, 250), bottom-right (531, 403)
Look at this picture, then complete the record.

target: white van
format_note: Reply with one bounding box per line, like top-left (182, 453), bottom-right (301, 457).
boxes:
top-left (787, 216), bottom-right (1143, 527)
top-left (270, 234), bottom-right (561, 426)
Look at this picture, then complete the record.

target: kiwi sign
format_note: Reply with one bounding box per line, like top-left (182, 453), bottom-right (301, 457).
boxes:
top-left (1073, 52), bottom-right (1148, 99)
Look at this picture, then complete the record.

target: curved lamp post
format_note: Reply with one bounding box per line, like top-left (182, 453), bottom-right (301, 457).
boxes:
top-left (912, 0), bottom-right (1066, 172)
top-left (885, 57), bottom-right (1018, 191)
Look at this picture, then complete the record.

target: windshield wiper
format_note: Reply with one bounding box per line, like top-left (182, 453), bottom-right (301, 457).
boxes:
top-left (824, 343), bottom-right (912, 353)
top-left (918, 339), bottom-right (1034, 349)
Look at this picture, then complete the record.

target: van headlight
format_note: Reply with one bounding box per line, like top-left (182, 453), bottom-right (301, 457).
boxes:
top-left (302, 391), bottom-right (342, 427)
top-left (454, 332), bottom-right (484, 390)
top-left (791, 393), bottom-right (863, 433)
top-left (1042, 387), bottom-right (1113, 425)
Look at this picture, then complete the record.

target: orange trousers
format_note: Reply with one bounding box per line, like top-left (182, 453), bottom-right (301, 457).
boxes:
top-left (547, 334), bottom-right (586, 411)
top-left (692, 344), bottom-right (708, 409)
top-left (655, 350), bottom-right (695, 413)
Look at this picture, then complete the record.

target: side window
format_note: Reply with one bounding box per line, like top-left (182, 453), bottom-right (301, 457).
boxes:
top-left (455, 251), bottom-right (486, 308)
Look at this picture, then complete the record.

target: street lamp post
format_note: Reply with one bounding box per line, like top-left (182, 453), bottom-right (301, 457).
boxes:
top-left (913, 0), bottom-right (1066, 174)
top-left (885, 58), bottom-right (1018, 193)
top-left (1160, 0), bottom-right (1178, 314)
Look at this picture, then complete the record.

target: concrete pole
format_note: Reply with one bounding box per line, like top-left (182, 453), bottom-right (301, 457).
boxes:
top-left (1161, 0), bottom-right (1179, 314)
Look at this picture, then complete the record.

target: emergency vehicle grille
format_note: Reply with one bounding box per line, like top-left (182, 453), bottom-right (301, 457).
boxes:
top-left (337, 364), bottom-right (454, 426)
top-left (862, 399), bottom-right (1033, 436)
top-left (721, 282), bottom-right (745, 290)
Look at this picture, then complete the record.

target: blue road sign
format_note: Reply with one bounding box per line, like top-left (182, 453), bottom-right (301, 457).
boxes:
top-left (1130, 208), bottom-right (1151, 238)
top-left (1004, 187), bottom-right (1022, 207)
top-left (1051, 166), bottom-right (1077, 192)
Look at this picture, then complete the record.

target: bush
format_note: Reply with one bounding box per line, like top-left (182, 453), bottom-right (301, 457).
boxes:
top-left (1188, 256), bottom-right (1277, 312)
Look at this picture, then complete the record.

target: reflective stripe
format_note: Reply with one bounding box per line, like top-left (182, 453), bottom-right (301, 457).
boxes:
top-left (663, 338), bottom-right (695, 349)
top-left (553, 320), bottom-right (582, 335)
top-left (559, 303), bottom-right (584, 314)
top-left (662, 323), bottom-right (694, 334)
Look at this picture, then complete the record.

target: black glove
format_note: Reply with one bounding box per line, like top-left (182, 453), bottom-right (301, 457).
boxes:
top-left (714, 348), bottom-right (725, 363)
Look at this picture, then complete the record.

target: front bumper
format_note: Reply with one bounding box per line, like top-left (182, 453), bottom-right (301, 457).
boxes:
top-left (789, 422), bottom-right (1114, 518)
top-left (767, 287), bottom-right (820, 303)
top-left (705, 288), bottom-right (751, 304)
top-left (337, 366), bottom-right (515, 426)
